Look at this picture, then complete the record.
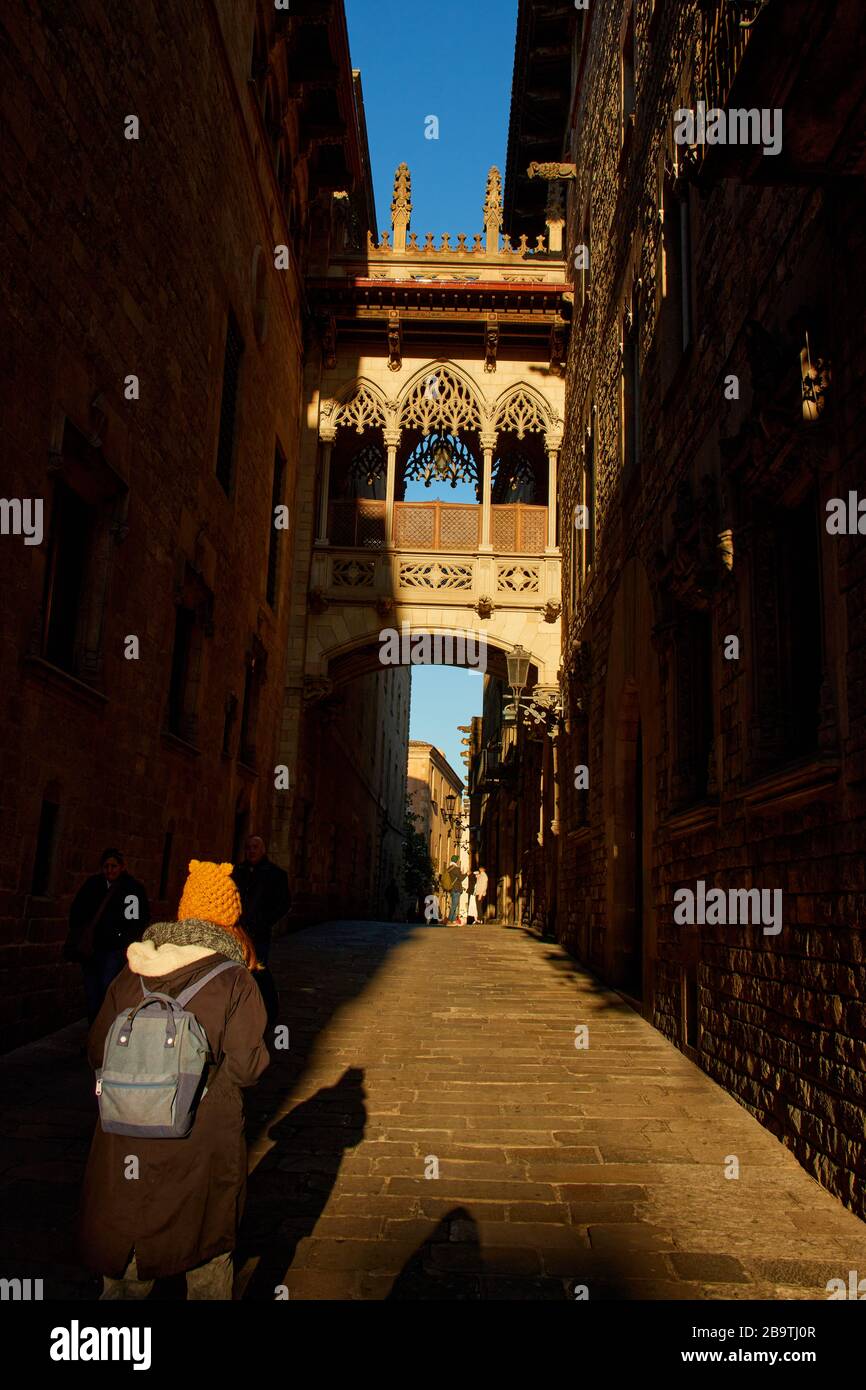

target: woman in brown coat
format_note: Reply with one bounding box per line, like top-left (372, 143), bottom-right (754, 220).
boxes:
top-left (78, 860), bottom-right (270, 1300)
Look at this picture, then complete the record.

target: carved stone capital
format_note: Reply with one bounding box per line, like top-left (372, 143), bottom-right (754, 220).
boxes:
top-left (303, 676), bottom-right (335, 706)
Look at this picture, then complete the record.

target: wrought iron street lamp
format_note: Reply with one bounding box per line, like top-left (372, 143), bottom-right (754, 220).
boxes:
top-left (503, 643), bottom-right (562, 737)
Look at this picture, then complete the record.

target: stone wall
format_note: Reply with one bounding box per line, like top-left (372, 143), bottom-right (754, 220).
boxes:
top-left (291, 667), bottom-right (410, 923)
top-left (554, 0), bottom-right (866, 1216)
top-left (0, 0), bottom-right (307, 1049)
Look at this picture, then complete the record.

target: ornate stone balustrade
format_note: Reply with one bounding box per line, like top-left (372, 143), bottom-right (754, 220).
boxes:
top-left (310, 544), bottom-right (562, 616)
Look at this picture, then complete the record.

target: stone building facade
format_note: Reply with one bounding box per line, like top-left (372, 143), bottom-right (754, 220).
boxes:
top-left (0, 0), bottom-right (372, 1048)
top-left (505, 0), bottom-right (866, 1216)
top-left (407, 741), bottom-right (464, 892)
top-left (290, 666), bottom-right (410, 924)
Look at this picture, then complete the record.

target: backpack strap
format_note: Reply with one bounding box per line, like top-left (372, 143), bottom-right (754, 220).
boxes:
top-left (139, 959), bottom-right (242, 1005)
top-left (175, 960), bottom-right (242, 1007)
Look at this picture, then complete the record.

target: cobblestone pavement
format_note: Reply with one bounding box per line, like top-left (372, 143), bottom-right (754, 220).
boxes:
top-left (2, 920), bottom-right (866, 1300)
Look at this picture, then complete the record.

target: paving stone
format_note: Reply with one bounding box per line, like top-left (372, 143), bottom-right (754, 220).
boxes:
top-left (668, 1253), bottom-right (751, 1283)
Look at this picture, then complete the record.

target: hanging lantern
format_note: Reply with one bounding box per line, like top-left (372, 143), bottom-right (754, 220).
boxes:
top-left (801, 331), bottom-right (831, 424)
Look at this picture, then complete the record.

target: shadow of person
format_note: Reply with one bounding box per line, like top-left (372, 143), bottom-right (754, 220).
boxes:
top-left (237, 1066), bottom-right (367, 1300)
top-left (387, 1207), bottom-right (483, 1300)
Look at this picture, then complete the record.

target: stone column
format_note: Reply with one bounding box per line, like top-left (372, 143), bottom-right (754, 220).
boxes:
top-left (480, 432), bottom-right (496, 552)
top-left (545, 432), bottom-right (561, 553)
top-left (315, 437), bottom-right (334, 545)
top-left (384, 428), bottom-right (400, 546)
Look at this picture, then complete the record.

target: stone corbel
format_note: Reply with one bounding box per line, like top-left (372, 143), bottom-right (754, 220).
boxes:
top-left (484, 316), bottom-right (499, 373)
top-left (303, 676), bottom-right (335, 706)
top-left (376, 596), bottom-right (395, 622)
top-left (474, 596), bottom-right (494, 619)
top-left (543, 599), bottom-right (561, 623)
top-left (308, 588), bottom-right (330, 615)
top-left (527, 162), bottom-right (578, 181)
top-left (387, 314), bottom-right (402, 372)
top-left (550, 319), bottom-right (567, 374)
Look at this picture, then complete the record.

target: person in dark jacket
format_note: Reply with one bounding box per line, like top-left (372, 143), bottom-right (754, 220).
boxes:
top-left (231, 836), bottom-right (290, 967)
top-left (384, 876), bottom-right (400, 921)
top-left (64, 848), bottom-right (150, 1024)
top-left (79, 859), bottom-right (269, 1300)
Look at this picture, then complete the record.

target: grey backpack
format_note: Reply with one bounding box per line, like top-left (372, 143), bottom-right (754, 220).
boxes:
top-left (95, 961), bottom-right (240, 1138)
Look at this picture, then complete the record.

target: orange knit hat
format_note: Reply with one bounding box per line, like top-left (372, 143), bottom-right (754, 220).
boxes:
top-left (178, 860), bottom-right (242, 929)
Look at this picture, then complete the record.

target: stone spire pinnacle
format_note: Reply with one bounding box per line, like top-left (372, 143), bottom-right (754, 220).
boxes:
top-left (484, 166), bottom-right (503, 254)
top-left (391, 162), bottom-right (412, 253)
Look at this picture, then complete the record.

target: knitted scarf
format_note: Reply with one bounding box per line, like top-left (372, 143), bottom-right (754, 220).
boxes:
top-left (142, 917), bottom-right (257, 969)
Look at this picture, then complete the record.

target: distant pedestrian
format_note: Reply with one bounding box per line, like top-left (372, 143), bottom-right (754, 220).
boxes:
top-left (63, 849), bottom-right (150, 1024)
top-left (475, 867), bottom-right (489, 922)
top-left (384, 876), bottom-right (400, 921)
top-left (464, 870), bottom-right (479, 924)
top-left (79, 859), bottom-right (269, 1300)
top-left (232, 835), bottom-right (290, 967)
top-left (441, 855), bottom-right (462, 924)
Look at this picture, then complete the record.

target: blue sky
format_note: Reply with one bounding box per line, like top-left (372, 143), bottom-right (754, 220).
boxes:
top-left (345, 0), bottom-right (519, 244)
top-left (345, 0), bottom-right (518, 782)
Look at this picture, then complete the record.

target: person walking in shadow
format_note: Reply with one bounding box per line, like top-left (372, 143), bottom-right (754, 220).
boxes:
top-left (79, 859), bottom-right (269, 1300)
top-left (63, 848), bottom-right (150, 1025)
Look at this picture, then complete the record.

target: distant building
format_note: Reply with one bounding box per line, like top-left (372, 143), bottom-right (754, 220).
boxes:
top-left (407, 743), bottom-right (464, 889)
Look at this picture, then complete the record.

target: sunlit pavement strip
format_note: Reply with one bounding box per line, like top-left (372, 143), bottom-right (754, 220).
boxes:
top-left (2, 920), bottom-right (866, 1301)
top-left (235, 921), bottom-right (866, 1300)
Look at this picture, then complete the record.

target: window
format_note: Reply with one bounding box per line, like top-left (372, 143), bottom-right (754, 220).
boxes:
top-left (31, 794), bottom-right (60, 896)
top-left (239, 636), bottom-right (267, 767)
top-left (40, 419), bottom-right (126, 681)
top-left (215, 310), bottom-right (244, 494)
top-left (661, 167), bottom-right (693, 386)
top-left (222, 692), bottom-right (238, 755)
top-left (266, 446), bottom-right (286, 608)
top-left (42, 478), bottom-right (93, 672)
top-left (166, 566), bottom-right (211, 744)
top-left (167, 606), bottom-right (196, 740)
